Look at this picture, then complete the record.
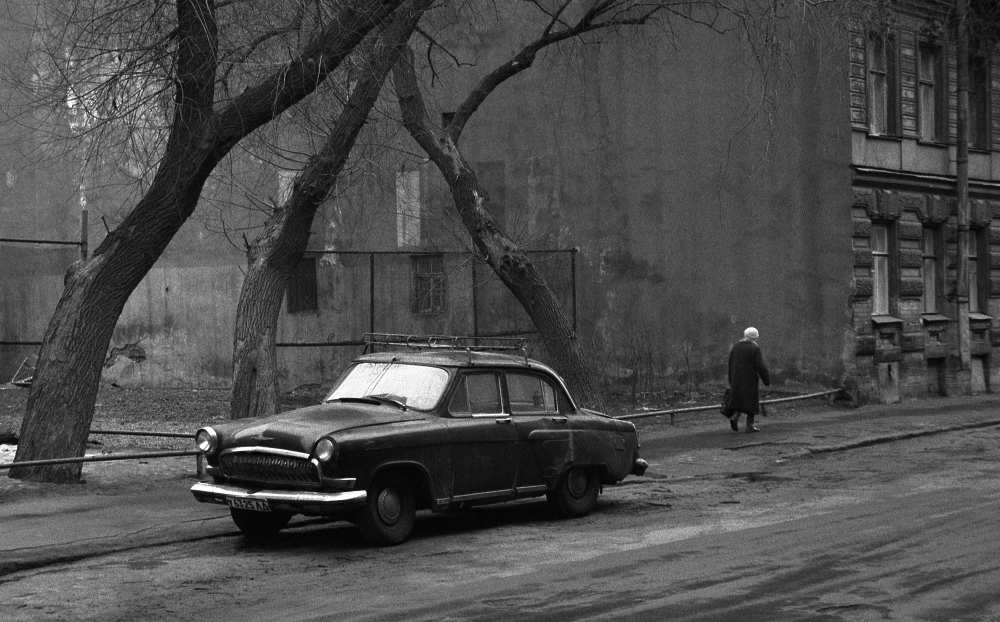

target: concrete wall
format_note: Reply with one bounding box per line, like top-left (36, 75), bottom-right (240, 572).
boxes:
top-left (2, 7), bottom-right (857, 397)
top-left (411, 9), bottom-right (854, 393)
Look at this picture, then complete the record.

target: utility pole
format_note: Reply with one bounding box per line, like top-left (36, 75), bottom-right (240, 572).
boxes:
top-left (955, 0), bottom-right (972, 384)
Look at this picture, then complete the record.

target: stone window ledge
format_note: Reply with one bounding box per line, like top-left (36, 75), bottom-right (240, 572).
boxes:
top-left (871, 314), bottom-right (903, 327)
top-left (921, 313), bottom-right (951, 325)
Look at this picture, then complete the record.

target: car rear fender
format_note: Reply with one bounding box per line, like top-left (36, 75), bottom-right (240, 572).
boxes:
top-left (527, 429), bottom-right (635, 485)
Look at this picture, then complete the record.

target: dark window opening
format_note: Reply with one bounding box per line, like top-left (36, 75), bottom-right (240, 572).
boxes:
top-left (918, 42), bottom-right (946, 142)
top-left (970, 54), bottom-right (990, 150)
top-left (969, 227), bottom-right (989, 312)
top-left (872, 221), bottom-right (899, 316)
top-left (922, 226), bottom-right (943, 313)
top-left (411, 254), bottom-right (446, 314)
top-left (287, 256), bottom-right (318, 313)
top-left (868, 31), bottom-right (900, 136)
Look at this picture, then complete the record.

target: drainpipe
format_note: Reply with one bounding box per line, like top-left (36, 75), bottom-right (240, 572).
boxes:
top-left (956, 0), bottom-right (971, 378)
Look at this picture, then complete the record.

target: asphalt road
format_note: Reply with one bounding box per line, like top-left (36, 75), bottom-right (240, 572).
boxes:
top-left (2, 397), bottom-right (1000, 621)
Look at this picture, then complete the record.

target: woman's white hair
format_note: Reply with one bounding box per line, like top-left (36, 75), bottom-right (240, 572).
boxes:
top-left (744, 326), bottom-right (759, 340)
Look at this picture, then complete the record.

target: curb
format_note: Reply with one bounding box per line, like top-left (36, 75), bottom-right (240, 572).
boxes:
top-left (787, 418), bottom-right (1000, 458)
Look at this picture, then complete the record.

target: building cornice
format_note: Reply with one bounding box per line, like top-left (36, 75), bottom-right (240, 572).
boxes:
top-left (851, 165), bottom-right (1000, 197)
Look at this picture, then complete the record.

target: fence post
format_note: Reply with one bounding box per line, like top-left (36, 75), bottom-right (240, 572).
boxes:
top-left (197, 453), bottom-right (206, 479)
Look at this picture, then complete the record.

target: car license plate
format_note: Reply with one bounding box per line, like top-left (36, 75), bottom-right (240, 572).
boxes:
top-left (227, 496), bottom-right (271, 512)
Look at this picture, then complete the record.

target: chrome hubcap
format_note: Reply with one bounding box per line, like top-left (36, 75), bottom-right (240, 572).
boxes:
top-left (567, 469), bottom-right (588, 498)
top-left (376, 488), bottom-right (401, 525)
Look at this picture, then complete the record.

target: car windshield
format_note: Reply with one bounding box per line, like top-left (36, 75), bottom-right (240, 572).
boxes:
top-left (324, 362), bottom-right (450, 411)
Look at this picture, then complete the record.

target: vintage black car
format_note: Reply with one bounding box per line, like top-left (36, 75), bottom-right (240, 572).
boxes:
top-left (191, 334), bottom-right (647, 545)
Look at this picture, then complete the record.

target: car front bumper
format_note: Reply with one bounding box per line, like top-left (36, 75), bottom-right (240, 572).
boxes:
top-left (191, 481), bottom-right (367, 516)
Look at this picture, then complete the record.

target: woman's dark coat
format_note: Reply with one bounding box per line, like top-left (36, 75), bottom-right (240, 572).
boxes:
top-left (728, 339), bottom-right (770, 415)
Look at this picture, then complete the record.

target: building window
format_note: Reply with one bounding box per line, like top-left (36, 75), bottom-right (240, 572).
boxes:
top-left (396, 169), bottom-right (421, 248)
top-left (411, 254), bottom-right (446, 314)
top-left (872, 223), bottom-right (895, 315)
top-left (287, 256), bottom-right (318, 314)
top-left (868, 31), bottom-right (899, 136)
top-left (922, 227), bottom-right (942, 313)
top-left (967, 228), bottom-right (989, 313)
top-left (970, 54), bottom-right (990, 150)
top-left (918, 42), bottom-right (946, 142)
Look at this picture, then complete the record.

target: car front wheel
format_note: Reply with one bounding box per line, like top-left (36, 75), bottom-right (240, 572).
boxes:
top-left (356, 472), bottom-right (416, 545)
top-left (230, 508), bottom-right (291, 541)
top-left (548, 467), bottom-right (599, 518)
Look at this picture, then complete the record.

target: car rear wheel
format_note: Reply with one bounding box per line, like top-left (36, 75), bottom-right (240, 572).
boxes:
top-left (356, 472), bottom-right (416, 545)
top-left (230, 508), bottom-right (291, 541)
top-left (548, 467), bottom-right (599, 518)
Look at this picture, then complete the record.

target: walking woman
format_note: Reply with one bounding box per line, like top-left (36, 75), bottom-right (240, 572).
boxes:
top-left (727, 326), bottom-right (770, 433)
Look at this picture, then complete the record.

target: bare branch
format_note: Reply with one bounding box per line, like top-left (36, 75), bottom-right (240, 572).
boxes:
top-left (448, 0), bottom-right (670, 141)
top-left (219, 11), bottom-right (305, 96)
top-left (211, 1), bottom-right (404, 160)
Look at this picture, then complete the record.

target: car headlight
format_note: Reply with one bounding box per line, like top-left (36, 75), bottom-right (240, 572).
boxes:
top-left (195, 427), bottom-right (218, 454)
top-left (314, 437), bottom-right (337, 463)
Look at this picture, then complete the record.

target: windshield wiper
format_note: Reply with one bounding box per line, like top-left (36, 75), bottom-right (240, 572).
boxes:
top-left (362, 393), bottom-right (408, 410)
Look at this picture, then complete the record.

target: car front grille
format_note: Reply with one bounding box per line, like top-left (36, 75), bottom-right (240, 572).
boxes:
top-left (220, 451), bottom-right (320, 487)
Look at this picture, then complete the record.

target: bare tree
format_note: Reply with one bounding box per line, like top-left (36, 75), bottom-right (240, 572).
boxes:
top-left (10, 0), bottom-right (407, 483)
top-left (390, 1), bottom-right (686, 408)
top-left (230, 0), bottom-right (431, 420)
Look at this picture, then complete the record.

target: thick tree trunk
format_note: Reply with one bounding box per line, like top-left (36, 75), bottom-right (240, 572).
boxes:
top-left (10, 0), bottom-right (404, 482)
top-left (230, 245), bottom-right (288, 420)
top-left (393, 51), bottom-right (602, 409)
top-left (230, 1), bottom-right (429, 419)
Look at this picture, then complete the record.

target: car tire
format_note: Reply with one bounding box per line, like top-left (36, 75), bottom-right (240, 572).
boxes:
top-left (230, 508), bottom-right (291, 541)
top-left (548, 467), bottom-right (599, 518)
top-left (356, 472), bottom-right (416, 546)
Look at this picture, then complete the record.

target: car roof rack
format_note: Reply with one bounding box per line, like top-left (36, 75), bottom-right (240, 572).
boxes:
top-left (362, 333), bottom-right (528, 361)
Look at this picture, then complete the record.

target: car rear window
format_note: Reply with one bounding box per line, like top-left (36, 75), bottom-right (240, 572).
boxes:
top-left (507, 372), bottom-right (559, 415)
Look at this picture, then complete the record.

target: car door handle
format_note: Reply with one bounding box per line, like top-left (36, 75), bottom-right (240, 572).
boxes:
top-left (548, 416), bottom-right (568, 424)
top-left (496, 417), bottom-right (512, 424)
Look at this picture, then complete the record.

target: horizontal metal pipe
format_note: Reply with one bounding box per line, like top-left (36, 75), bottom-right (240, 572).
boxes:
top-left (0, 449), bottom-right (200, 470)
top-left (89, 429), bottom-right (193, 439)
top-left (301, 248), bottom-right (577, 256)
top-left (616, 389), bottom-right (842, 422)
top-left (0, 237), bottom-right (82, 246)
top-left (275, 340), bottom-right (364, 348)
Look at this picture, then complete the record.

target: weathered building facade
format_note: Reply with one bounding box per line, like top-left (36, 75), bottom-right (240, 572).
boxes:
top-left (848, 1), bottom-right (1000, 401)
top-left (1, 2), bottom-right (997, 404)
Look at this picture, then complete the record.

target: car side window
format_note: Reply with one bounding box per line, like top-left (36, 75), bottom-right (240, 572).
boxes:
top-left (506, 372), bottom-right (559, 415)
top-left (449, 372), bottom-right (503, 416)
